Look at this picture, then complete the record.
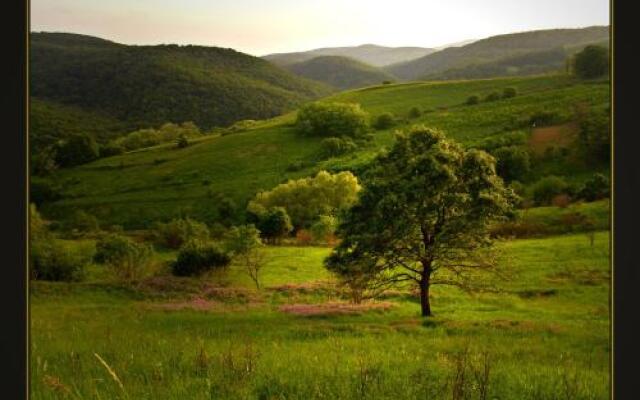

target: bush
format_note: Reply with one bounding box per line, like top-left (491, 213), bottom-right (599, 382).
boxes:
top-left (573, 45), bottom-right (609, 79)
top-left (528, 111), bottom-right (560, 127)
top-left (578, 109), bottom-right (610, 164)
top-left (492, 146), bottom-right (531, 182)
top-left (153, 218), bottom-right (210, 249)
top-left (257, 207), bottom-right (293, 243)
top-left (502, 87), bottom-right (517, 99)
top-left (484, 92), bottom-right (501, 102)
top-left (176, 134), bottom-right (189, 148)
top-left (31, 238), bottom-right (92, 281)
top-left (295, 229), bottom-right (313, 246)
top-left (578, 173), bottom-right (610, 201)
top-left (373, 112), bottom-right (396, 130)
top-left (382, 80), bottom-right (393, 85)
top-left (65, 210), bottom-right (100, 234)
top-left (94, 234), bottom-right (154, 282)
top-left (55, 133), bottom-right (100, 167)
top-left (296, 102), bottom-right (369, 137)
top-left (171, 240), bottom-right (230, 276)
top-left (551, 194), bottom-right (572, 208)
top-left (30, 178), bottom-right (62, 206)
top-left (466, 95), bottom-right (480, 105)
top-left (408, 107), bottom-right (422, 119)
top-left (100, 142), bottom-right (125, 157)
top-left (320, 137), bottom-right (357, 157)
top-left (531, 176), bottom-right (568, 205)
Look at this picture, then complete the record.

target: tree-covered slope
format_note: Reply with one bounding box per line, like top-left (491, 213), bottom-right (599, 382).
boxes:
top-left (286, 56), bottom-right (397, 90)
top-left (39, 75), bottom-right (609, 228)
top-left (30, 32), bottom-right (333, 136)
top-left (263, 44), bottom-right (435, 67)
top-left (387, 26), bottom-right (609, 80)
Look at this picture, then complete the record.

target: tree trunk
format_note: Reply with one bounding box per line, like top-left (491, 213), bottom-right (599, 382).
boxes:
top-left (419, 264), bottom-right (432, 317)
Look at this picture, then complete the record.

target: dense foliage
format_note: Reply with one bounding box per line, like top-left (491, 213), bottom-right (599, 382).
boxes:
top-left (94, 234), bottom-right (154, 282)
top-left (326, 126), bottom-right (515, 316)
top-left (171, 240), bottom-right (231, 276)
top-left (153, 218), bottom-right (210, 249)
top-left (296, 102), bottom-right (369, 137)
top-left (248, 171), bottom-right (361, 229)
top-left (492, 146), bottom-right (531, 182)
top-left (573, 45), bottom-right (609, 79)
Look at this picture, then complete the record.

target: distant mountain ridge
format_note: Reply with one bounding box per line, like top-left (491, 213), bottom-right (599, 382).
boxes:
top-left (263, 44), bottom-right (436, 67)
top-left (386, 26), bottom-right (610, 80)
top-left (30, 32), bottom-right (333, 148)
top-left (285, 56), bottom-right (397, 90)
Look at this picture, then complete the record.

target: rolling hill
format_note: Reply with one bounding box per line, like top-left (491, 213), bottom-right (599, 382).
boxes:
top-left (38, 75), bottom-right (609, 228)
top-left (30, 32), bottom-right (333, 148)
top-left (285, 56), bottom-right (397, 90)
top-left (386, 26), bottom-right (610, 80)
top-left (263, 44), bottom-right (436, 67)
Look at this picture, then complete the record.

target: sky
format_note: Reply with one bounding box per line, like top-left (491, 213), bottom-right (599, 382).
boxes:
top-left (30, 0), bottom-right (610, 56)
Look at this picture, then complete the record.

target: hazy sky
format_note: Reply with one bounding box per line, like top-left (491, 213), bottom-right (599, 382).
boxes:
top-left (31, 0), bottom-right (610, 56)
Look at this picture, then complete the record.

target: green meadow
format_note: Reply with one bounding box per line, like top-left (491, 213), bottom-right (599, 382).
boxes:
top-left (31, 232), bottom-right (609, 399)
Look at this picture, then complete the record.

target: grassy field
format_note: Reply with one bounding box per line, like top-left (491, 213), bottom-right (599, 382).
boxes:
top-left (41, 74), bottom-right (609, 228)
top-left (30, 231), bottom-right (610, 399)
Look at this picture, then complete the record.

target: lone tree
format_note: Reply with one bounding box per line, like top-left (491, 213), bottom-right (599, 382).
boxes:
top-left (573, 45), bottom-right (609, 79)
top-left (325, 126), bottom-right (515, 316)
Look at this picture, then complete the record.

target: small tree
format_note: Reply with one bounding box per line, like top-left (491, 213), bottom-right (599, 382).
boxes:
top-left (531, 176), bottom-right (568, 206)
top-left (153, 217), bottom-right (210, 249)
top-left (373, 112), bottom-right (396, 130)
top-left (225, 225), bottom-right (266, 289)
top-left (65, 210), bottom-right (100, 234)
top-left (325, 126), bottom-right (515, 317)
top-left (171, 240), bottom-right (231, 276)
top-left (94, 234), bottom-right (154, 282)
top-left (578, 173), bottom-right (610, 201)
top-left (492, 146), bottom-right (531, 183)
top-left (55, 134), bottom-right (100, 167)
top-left (296, 102), bottom-right (369, 137)
top-left (573, 45), bottom-right (609, 79)
top-left (257, 207), bottom-right (293, 244)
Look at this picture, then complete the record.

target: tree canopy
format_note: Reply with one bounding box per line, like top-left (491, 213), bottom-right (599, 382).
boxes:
top-left (296, 102), bottom-right (369, 137)
top-left (248, 171), bottom-right (361, 229)
top-left (325, 126), bottom-right (515, 316)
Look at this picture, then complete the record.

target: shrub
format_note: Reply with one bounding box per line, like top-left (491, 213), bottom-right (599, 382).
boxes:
top-left (408, 107), bottom-right (422, 119)
top-left (502, 87), bottom-right (517, 99)
top-left (100, 142), bottom-right (124, 157)
top-left (171, 240), bottom-right (230, 276)
top-left (55, 133), bottom-right (100, 167)
top-left (573, 45), bottom-right (609, 79)
top-left (531, 176), bottom-right (568, 205)
top-left (227, 119), bottom-right (258, 133)
top-left (321, 137), bottom-right (357, 157)
top-left (296, 102), bottom-right (369, 137)
top-left (382, 80), bottom-right (393, 85)
top-left (94, 234), bottom-right (154, 282)
top-left (578, 109), bottom-right (610, 164)
top-left (257, 207), bottom-right (293, 243)
top-left (373, 112), bottom-right (396, 130)
top-left (578, 173), bottom-right (610, 201)
top-left (466, 95), bottom-right (480, 105)
top-left (65, 210), bottom-right (100, 234)
top-left (492, 146), bottom-right (531, 182)
top-left (31, 238), bottom-right (92, 281)
top-left (176, 134), bottom-right (189, 148)
top-left (31, 146), bottom-right (58, 176)
top-left (484, 92), bottom-right (501, 102)
top-left (153, 218), bottom-right (210, 249)
top-left (30, 178), bottom-right (62, 206)
top-left (285, 161), bottom-right (310, 172)
top-left (528, 111), bottom-right (560, 127)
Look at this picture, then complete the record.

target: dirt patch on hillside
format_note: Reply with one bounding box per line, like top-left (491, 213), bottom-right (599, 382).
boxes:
top-left (528, 122), bottom-right (579, 155)
top-left (279, 301), bottom-right (394, 317)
